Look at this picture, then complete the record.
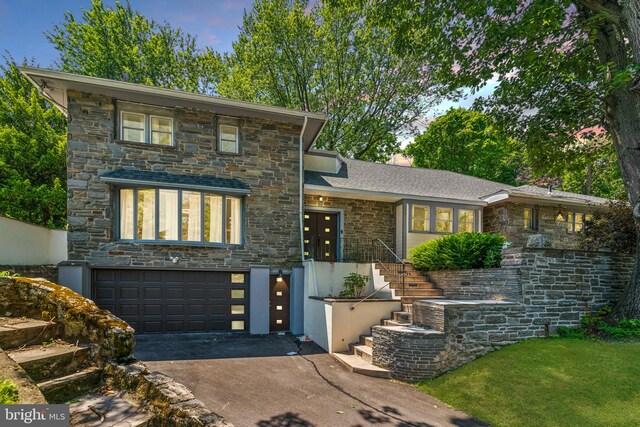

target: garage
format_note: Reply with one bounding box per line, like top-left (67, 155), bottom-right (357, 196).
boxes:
top-left (92, 269), bottom-right (249, 334)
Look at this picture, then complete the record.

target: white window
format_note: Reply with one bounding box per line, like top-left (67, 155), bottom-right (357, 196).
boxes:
top-left (219, 125), bottom-right (239, 153)
top-left (458, 209), bottom-right (475, 233)
top-left (119, 188), bottom-right (242, 244)
top-left (120, 111), bottom-right (173, 146)
top-left (436, 207), bottom-right (453, 233)
top-left (411, 205), bottom-right (430, 232)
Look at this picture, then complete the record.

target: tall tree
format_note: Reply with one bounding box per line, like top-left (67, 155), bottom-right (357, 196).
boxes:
top-left (218, 0), bottom-right (442, 161)
top-left (376, 1), bottom-right (640, 319)
top-left (46, 0), bottom-right (221, 94)
top-left (0, 58), bottom-right (67, 228)
top-left (406, 108), bottom-right (521, 185)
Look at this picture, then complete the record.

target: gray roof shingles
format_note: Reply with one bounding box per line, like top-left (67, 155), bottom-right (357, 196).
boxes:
top-left (100, 169), bottom-right (249, 191)
top-left (510, 185), bottom-right (608, 204)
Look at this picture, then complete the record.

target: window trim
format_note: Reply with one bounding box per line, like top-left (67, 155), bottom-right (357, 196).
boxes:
top-left (119, 110), bottom-right (175, 147)
top-left (218, 124), bottom-right (240, 154)
top-left (408, 202), bottom-right (478, 234)
top-left (435, 206), bottom-right (454, 233)
top-left (523, 206), bottom-right (538, 231)
top-left (566, 211), bottom-right (588, 233)
top-left (409, 204), bottom-right (430, 233)
top-left (115, 185), bottom-right (244, 246)
top-left (457, 208), bottom-right (475, 233)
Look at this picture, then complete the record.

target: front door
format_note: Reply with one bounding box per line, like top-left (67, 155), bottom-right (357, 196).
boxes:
top-left (303, 211), bottom-right (338, 261)
top-left (269, 274), bottom-right (290, 332)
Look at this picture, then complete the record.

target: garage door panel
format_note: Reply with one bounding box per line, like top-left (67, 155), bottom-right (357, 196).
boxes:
top-left (93, 269), bottom-right (248, 333)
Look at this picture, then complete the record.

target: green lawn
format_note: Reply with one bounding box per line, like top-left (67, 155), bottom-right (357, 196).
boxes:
top-left (416, 338), bottom-right (640, 427)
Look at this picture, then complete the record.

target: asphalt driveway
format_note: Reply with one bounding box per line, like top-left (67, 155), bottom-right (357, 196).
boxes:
top-left (135, 333), bottom-right (486, 427)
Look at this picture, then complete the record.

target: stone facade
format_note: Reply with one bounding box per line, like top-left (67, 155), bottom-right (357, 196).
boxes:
top-left (303, 194), bottom-right (395, 249)
top-left (372, 248), bottom-right (634, 380)
top-left (484, 201), bottom-right (586, 249)
top-left (66, 91), bottom-right (302, 269)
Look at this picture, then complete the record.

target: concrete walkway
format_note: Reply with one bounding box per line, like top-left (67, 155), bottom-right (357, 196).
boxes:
top-left (136, 333), bottom-right (486, 427)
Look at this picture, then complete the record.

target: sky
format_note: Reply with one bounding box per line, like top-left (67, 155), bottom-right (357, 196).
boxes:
top-left (0, 0), bottom-right (496, 139)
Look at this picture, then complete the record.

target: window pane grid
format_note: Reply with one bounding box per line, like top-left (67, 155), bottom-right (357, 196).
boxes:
top-left (458, 209), bottom-right (474, 233)
top-left (435, 207), bottom-right (453, 233)
top-left (219, 125), bottom-right (239, 153)
top-left (411, 205), bottom-right (429, 232)
top-left (119, 188), bottom-right (241, 244)
top-left (120, 111), bottom-right (173, 145)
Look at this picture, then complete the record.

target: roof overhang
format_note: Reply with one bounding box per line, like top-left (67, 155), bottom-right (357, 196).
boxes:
top-left (305, 184), bottom-right (487, 206)
top-left (483, 191), bottom-right (601, 208)
top-left (19, 66), bottom-right (328, 151)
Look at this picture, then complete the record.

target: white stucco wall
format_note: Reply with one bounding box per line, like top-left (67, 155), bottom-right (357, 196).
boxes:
top-left (0, 216), bottom-right (67, 265)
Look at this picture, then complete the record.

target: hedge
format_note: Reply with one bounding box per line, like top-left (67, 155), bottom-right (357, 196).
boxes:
top-left (409, 232), bottom-right (505, 271)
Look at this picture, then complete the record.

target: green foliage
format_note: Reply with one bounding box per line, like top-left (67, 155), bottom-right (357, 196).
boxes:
top-left (558, 306), bottom-right (640, 340)
top-left (406, 108), bottom-right (521, 185)
top-left (46, 0), bottom-right (222, 94)
top-left (0, 271), bottom-right (19, 277)
top-left (0, 379), bottom-right (19, 404)
top-left (578, 201), bottom-right (637, 254)
top-left (409, 233), bottom-right (505, 271)
top-left (560, 144), bottom-right (626, 200)
top-left (339, 273), bottom-right (369, 298)
top-left (0, 58), bottom-right (67, 228)
top-left (219, 0), bottom-right (441, 161)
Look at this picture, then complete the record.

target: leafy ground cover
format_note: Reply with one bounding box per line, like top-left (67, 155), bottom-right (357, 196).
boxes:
top-left (416, 338), bottom-right (640, 427)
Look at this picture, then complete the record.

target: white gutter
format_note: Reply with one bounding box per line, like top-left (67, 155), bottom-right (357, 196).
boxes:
top-left (299, 116), bottom-right (309, 262)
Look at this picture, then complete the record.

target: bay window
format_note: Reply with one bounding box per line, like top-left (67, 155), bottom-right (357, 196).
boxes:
top-left (435, 207), bottom-right (454, 233)
top-left (118, 187), bottom-right (242, 245)
top-left (411, 205), bottom-right (430, 232)
top-left (458, 209), bottom-right (475, 232)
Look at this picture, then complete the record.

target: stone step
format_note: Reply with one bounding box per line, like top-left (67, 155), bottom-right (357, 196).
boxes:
top-left (359, 335), bottom-right (373, 348)
top-left (349, 344), bottom-right (373, 364)
top-left (0, 318), bottom-right (60, 350)
top-left (401, 296), bottom-right (446, 304)
top-left (8, 342), bottom-right (91, 382)
top-left (402, 304), bottom-right (413, 313)
top-left (396, 288), bottom-right (443, 297)
top-left (331, 352), bottom-right (391, 379)
top-left (39, 366), bottom-right (103, 404)
top-left (392, 311), bottom-right (412, 322)
top-left (70, 391), bottom-right (150, 427)
top-left (382, 319), bottom-right (412, 327)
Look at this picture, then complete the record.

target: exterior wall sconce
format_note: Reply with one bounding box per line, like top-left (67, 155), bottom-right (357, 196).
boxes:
top-left (276, 270), bottom-right (284, 283)
top-left (555, 210), bottom-right (564, 221)
top-left (318, 196), bottom-right (323, 202)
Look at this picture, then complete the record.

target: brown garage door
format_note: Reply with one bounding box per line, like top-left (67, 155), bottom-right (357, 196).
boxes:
top-left (92, 269), bottom-right (249, 334)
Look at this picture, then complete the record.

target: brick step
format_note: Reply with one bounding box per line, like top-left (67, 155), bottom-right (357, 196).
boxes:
top-left (331, 353), bottom-right (391, 379)
top-left (39, 366), bottom-right (103, 403)
top-left (389, 282), bottom-right (436, 290)
top-left (382, 319), bottom-right (412, 327)
top-left (8, 342), bottom-right (91, 382)
top-left (358, 335), bottom-right (373, 348)
top-left (349, 344), bottom-right (373, 364)
top-left (0, 318), bottom-right (60, 350)
top-left (394, 289), bottom-right (443, 297)
top-left (392, 311), bottom-right (412, 322)
top-left (401, 296), bottom-right (446, 304)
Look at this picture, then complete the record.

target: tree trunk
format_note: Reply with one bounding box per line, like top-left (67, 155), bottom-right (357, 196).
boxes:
top-left (578, 0), bottom-right (640, 319)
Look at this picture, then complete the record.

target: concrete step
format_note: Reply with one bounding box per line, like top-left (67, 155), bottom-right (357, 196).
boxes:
top-left (0, 318), bottom-right (60, 350)
top-left (390, 281), bottom-right (436, 289)
top-left (382, 319), bottom-right (412, 327)
top-left (359, 335), bottom-right (373, 348)
top-left (402, 304), bottom-right (413, 313)
top-left (331, 352), bottom-right (391, 379)
top-left (401, 296), bottom-right (446, 304)
top-left (392, 311), bottom-right (412, 322)
top-left (396, 289), bottom-right (443, 297)
top-left (8, 342), bottom-right (91, 382)
top-left (39, 366), bottom-right (103, 403)
top-left (349, 344), bottom-right (373, 364)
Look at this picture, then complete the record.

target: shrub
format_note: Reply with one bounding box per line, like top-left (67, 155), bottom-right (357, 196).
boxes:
top-left (0, 379), bottom-right (19, 404)
top-left (578, 201), bottom-right (637, 254)
top-left (339, 273), bottom-right (369, 298)
top-left (556, 306), bottom-right (640, 340)
top-left (0, 271), bottom-right (19, 277)
top-left (409, 232), bottom-right (505, 271)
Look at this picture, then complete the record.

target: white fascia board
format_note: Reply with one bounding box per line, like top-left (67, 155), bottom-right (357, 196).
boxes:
top-left (304, 184), bottom-right (488, 206)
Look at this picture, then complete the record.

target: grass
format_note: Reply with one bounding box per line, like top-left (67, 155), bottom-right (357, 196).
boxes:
top-left (416, 338), bottom-right (640, 427)
top-left (0, 379), bottom-right (19, 404)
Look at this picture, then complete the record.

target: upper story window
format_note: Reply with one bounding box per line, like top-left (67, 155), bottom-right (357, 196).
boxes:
top-left (411, 205), bottom-right (430, 232)
top-left (219, 124), bottom-right (239, 153)
top-left (458, 209), bottom-right (475, 232)
top-left (119, 187), bottom-right (242, 245)
top-left (435, 207), bottom-right (454, 233)
top-left (118, 102), bottom-right (174, 146)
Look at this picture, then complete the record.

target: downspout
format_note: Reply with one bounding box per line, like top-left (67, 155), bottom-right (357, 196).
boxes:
top-left (299, 116), bottom-right (309, 263)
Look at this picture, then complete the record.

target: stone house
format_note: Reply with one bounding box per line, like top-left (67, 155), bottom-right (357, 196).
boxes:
top-left (20, 67), bottom-right (609, 338)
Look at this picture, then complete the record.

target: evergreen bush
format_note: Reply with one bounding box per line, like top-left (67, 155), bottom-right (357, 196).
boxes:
top-left (409, 232), bottom-right (505, 271)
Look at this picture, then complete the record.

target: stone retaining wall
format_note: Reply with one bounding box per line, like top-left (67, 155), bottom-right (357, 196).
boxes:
top-left (0, 277), bottom-right (134, 363)
top-left (373, 248), bottom-right (635, 380)
top-left (0, 265), bottom-right (58, 283)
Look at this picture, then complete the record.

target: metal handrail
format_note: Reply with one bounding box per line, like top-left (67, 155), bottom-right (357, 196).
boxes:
top-left (350, 238), bottom-right (406, 311)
